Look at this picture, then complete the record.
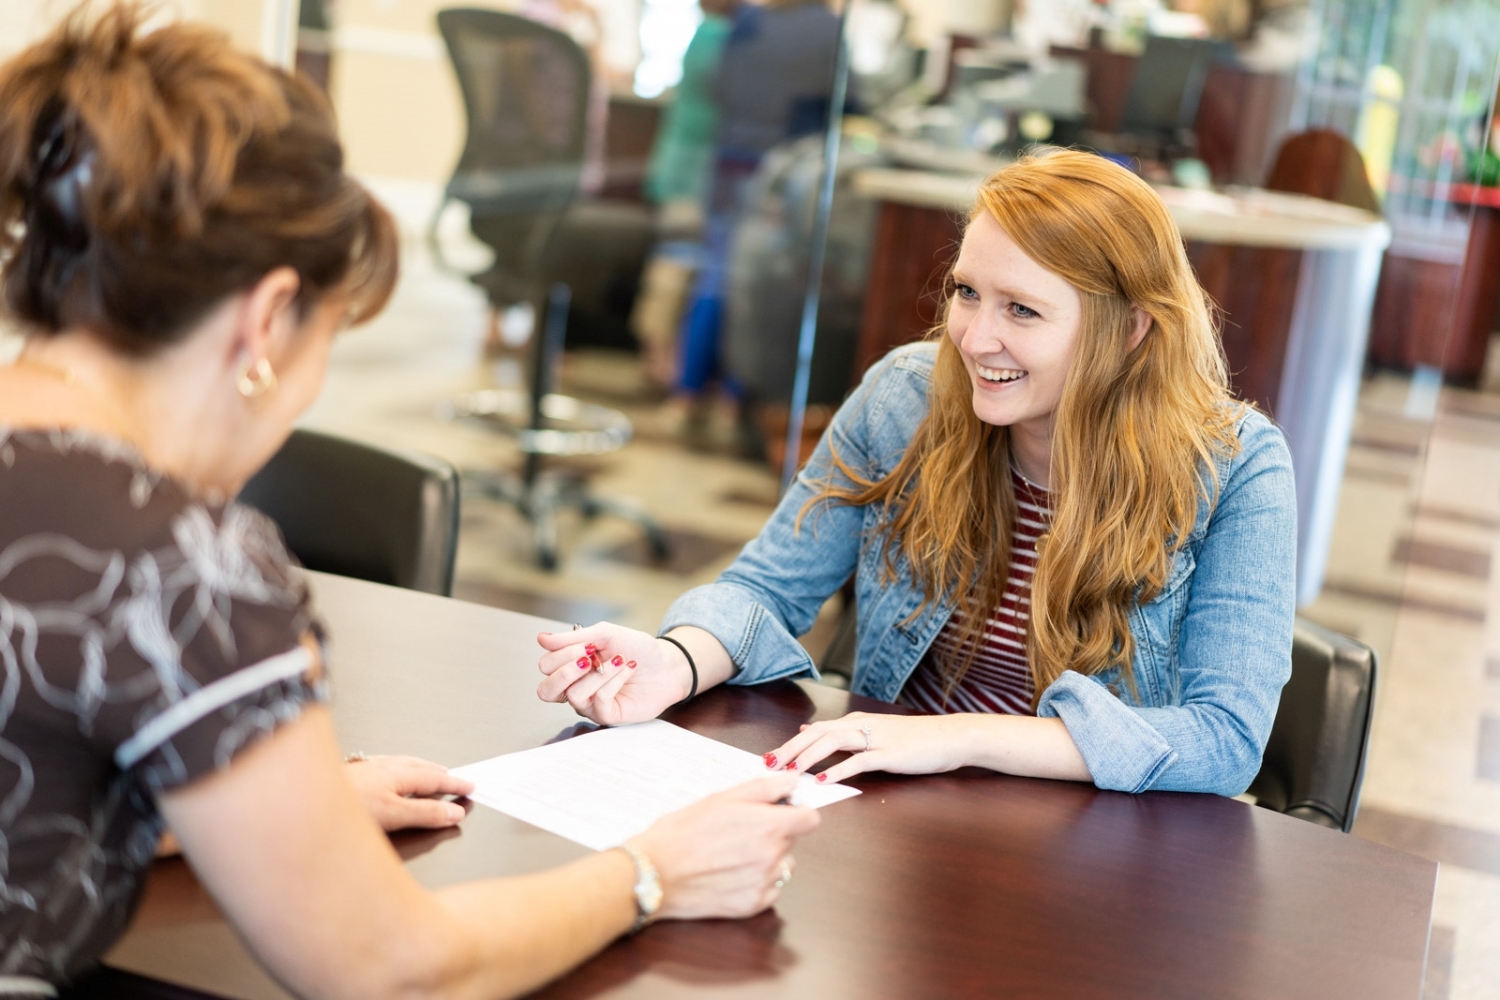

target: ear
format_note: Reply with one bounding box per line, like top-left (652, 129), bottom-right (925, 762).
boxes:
top-left (1127, 305), bottom-right (1152, 353)
top-left (233, 267), bottom-right (302, 370)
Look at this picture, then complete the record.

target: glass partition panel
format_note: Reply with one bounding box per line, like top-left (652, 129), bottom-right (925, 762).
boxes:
top-left (1288, 3), bottom-right (1500, 995)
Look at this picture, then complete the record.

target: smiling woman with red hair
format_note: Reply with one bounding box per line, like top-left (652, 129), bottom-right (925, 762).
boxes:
top-left (540, 148), bottom-right (1297, 799)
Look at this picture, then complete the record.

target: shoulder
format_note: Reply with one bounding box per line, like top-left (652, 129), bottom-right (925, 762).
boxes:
top-left (865, 340), bottom-right (939, 389)
top-left (0, 427), bottom-right (188, 548)
top-left (0, 426), bottom-right (304, 604)
top-left (841, 341), bottom-right (936, 432)
top-left (1192, 405), bottom-right (1295, 538)
top-left (1223, 406), bottom-right (1293, 483)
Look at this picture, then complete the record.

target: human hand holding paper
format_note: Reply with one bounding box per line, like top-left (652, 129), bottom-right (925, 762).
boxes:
top-left (630, 773), bottom-right (818, 920)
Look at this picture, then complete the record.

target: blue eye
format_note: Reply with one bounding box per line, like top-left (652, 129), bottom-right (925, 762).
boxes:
top-left (1011, 302), bottom-right (1039, 319)
top-left (954, 282), bottom-right (979, 300)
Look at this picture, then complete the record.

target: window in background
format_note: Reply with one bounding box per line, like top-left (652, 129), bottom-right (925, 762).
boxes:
top-left (1291, 0), bottom-right (1500, 380)
top-left (636, 0), bottom-right (703, 97)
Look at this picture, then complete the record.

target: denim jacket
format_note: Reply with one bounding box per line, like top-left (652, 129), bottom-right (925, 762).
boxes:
top-left (662, 343), bottom-right (1297, 796)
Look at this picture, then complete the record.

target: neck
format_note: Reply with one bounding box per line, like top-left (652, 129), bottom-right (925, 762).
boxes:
top-left (12, 332), bottom-right (236, 495)
top-left (1008, 418), bottom-right (1053, 491)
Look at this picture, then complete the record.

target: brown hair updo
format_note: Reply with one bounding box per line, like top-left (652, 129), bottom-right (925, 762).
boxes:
top-left (0, 3), bottom-right (399, 356)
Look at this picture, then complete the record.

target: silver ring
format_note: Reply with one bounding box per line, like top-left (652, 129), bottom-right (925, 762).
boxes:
top-left (860, 724), bottom-right (873, 752)
top-left (774, 861), bottom-right (792, 888)
top-left (344, 751), bottom-right (368, 763)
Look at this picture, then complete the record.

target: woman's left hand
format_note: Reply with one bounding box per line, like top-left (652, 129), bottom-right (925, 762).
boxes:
top-left (764, 712), bottom-right (975, 785)
top-left (344, 754), bottom-right (475, 832)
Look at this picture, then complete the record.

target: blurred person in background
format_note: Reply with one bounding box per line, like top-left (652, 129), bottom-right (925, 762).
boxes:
top-left (644, 0), bottom-right (738, 210)
top-left (665, 0), bottom-right (842, 437)
top-left (634, 0), bottom-right (739, 389)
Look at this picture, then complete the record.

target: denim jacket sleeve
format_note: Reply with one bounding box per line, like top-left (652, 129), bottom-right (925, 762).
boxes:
top-left (659, 348), bottom-right (922, 684)
top-left (1036, 410), bottom-right (1297, 796)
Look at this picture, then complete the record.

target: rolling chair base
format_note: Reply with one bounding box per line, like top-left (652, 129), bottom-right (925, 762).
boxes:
top-left (442, 387), bottom-right (669, 571)
top-left (465, 467), bottom-right (669, 571)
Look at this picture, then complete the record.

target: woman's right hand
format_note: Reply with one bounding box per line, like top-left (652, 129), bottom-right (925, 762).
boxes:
top-left (536, 622), bottom-right (696, 726)
top-left (628, 773), bottom-right (819, 920)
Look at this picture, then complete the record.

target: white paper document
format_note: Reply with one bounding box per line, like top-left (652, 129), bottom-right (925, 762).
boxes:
top-left (451, 720), bottom-right (861, 850)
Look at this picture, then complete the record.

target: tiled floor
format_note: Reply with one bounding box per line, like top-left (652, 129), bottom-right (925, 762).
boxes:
top-left (1310, 380), bottom-right (1500, 1000)
top-left (71, 218), bottom-right (1490, 999)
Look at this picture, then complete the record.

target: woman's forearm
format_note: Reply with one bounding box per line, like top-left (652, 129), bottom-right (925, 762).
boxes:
top-left (662, 625), bottom-right (737, 695)
top-left (959, 715), bottom-right (1093, 782)
top-left (414, 851), bottom-right (638, 1000)
top-left (162, 710), bottom-right (642, 1000)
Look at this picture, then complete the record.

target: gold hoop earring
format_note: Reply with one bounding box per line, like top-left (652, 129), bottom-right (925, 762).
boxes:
top-left (237, 358), bottom-right (278, 398)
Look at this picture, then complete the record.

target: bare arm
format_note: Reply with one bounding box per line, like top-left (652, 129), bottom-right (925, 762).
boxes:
top-left (161, 706), bottom-right (815, 1000)
top-left (533, 623), bottom-right (1088, 785)
top-left (763, 712), bottom-right (1092, 785)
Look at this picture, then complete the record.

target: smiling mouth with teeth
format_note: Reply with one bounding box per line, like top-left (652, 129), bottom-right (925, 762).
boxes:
top-left (977, 364), bottom-right (1027, 382)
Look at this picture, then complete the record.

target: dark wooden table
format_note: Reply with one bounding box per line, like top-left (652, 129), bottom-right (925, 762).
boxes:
top-left (107, 573), bottom-right (1437, 1000)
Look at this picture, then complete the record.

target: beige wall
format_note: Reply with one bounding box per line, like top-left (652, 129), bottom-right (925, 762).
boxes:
top-left (331, 41), bottom-right (464, 185)
top-left (323, 0), bottom-right (485, 186)
top-left (0, 0), bottom-right (461, 210)
top-left (0, 0), bottom-right (294, 61)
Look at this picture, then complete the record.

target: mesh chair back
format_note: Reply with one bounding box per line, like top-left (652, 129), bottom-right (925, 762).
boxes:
top-left (437, 8), bottom-right (590, 215)
top-left (1247, 618), bottom-right (1377, 832)
top-left (238, 430), bottom-right (461, 596)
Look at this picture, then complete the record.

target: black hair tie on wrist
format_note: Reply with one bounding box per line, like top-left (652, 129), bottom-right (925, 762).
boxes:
top-left (658, 635), bottom-right (698, 705)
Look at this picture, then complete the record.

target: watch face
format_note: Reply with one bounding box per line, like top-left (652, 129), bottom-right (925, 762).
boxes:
top-left (638, 875), bottom-right (664, 916)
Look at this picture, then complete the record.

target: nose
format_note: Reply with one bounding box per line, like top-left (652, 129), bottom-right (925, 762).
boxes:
top-left (954, 302), bottom-right (1005, 359)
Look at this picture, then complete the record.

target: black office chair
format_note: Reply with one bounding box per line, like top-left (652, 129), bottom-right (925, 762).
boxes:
top-left (1246, 618), bottom-right (1377, 833)
top-left (432, 8), bottom-right (666, 570)
top-left (430, 8), bottom-right (587, 306)
top-left (819, 610), bottom-right (1375, 832)
top-left (238, 429), bottom-right (461, 596)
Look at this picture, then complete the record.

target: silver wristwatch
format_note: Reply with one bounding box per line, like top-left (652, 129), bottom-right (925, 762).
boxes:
top-left (618, 845), bottom-right (662, 932)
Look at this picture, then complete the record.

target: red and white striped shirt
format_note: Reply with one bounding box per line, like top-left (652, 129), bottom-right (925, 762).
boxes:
top-left (899, 469), bottom-right (1051, 716)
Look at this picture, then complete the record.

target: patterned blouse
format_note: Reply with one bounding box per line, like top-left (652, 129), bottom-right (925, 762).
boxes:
top-left (0, 428), bottom-right (328, 991)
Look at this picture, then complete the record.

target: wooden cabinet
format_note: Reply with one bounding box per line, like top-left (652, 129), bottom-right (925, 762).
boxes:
top-left (1368, 197), bottom-right (1500, 383)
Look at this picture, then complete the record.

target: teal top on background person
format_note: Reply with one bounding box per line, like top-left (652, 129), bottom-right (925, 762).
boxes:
top-left (645, 12), bottom-right (732, 204)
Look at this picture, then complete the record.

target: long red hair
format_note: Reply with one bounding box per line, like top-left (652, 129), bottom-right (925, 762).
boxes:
top-left (809, 148), bottom-right (1242, 701)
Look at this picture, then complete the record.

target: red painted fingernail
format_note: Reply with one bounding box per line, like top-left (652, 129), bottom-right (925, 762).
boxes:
top-left (584, 644), bottom-right (598, 656)
top-left (611, 655), bottom-right (624, 667)
top-left (577, 657), bottom-right (590, 669)
top-left (627, 660), bottom-right (638, 669)
top-left (786, 760), bottom-right (798, 771)
top-left (763, 753), bottom-right (777, 768)
top-left (816, 773), bottom-right (827, 783)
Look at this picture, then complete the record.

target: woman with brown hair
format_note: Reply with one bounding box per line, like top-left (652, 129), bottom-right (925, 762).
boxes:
top-left (540, 148), bottom-right (1297, 798)
top-left (0, 7), bottom-right (816, 997)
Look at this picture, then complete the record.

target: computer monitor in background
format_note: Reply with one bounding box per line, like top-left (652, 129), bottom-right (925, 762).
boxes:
top-left (1119, 36), bottom-right (1233, 150)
